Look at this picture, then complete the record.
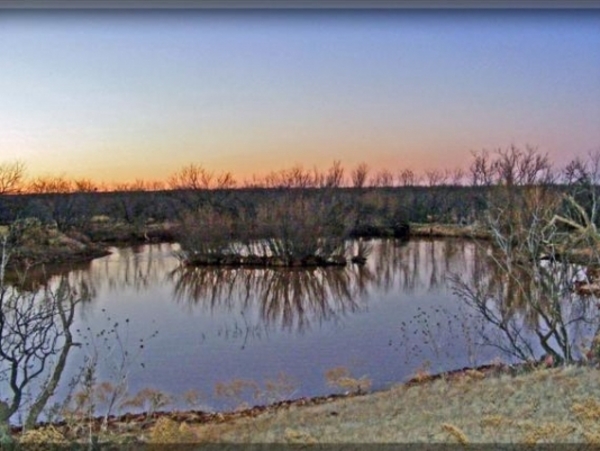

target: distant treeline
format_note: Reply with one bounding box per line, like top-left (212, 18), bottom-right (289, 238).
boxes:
top-left (1, 145), bottom-right (599, 238)
top-left (0, 184), bottom-right (581, 232)
top-left (0, 185), bottom-right (485, 230)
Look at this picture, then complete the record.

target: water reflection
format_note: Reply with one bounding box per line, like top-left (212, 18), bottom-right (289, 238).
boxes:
top-left (369, 238), bottom-right (475, 293)
top-left (10, 237), bottom-right (594, 422)
top-left (12, 244), bottom-right (178, 318)
top-left (87, 244), bottom-right (176, 293)
top-left (168, 266), bottom-right (375, 332)
top-left (15, 240), bottom-right (480, 335)
top-left (166, 239), bottom-right (481, 333)
top-left (0, 275), bottom-right (93, 427)
top-left (451, 248), bottom-right (600, 363)
top-left (4, 259), bottom-right (94, 293)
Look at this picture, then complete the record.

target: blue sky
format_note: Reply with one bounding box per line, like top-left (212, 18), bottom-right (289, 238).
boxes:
top-left (1, 9), bottom-right (599, 184)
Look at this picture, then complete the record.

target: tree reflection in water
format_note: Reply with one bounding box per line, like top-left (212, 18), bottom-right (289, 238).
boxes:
top-left (16, 239), bottom-right (475, 309)
top-left (93, 244), bottom-right (175, 293)
top-left (452, 252), bottom-right (600, 363)
top-left (0, 274), bottom-right (93, 429)
top-left (165, 238), bottom-right (488, 335)
top-left (367, 238), bottom-right (473, 294)
top-left (167, 265), bottom-right (378, 332)
top-left (13, 240), bottom-right (490, 337)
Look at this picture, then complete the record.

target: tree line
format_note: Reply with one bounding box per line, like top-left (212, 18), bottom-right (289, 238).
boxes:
top-left (0, 145), bottom-right (599, 239)
top-left (1, 144), bottom-right (574, 196)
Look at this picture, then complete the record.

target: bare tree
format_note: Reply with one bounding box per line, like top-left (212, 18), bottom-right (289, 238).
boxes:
top-left (451, 196), bottom-right (596, 364)
top-left (0, 161), bottom-right (26, 195)
top-left (398, 168), bottom-right (417, 187)
top-left (563, 156), bottom-right (588, 185)
top-left (241, 174), bottom-right (265, 189)
top-left (130, 179), bottom-right (150, 192)
top-left (370, 169), bottom-right (394, 187)
top-left (216, 171), bottom-right (237, 189)
top-left (491, 144), bottom-right (554, 187)
top-left (114, 179), bottom-right (164, 192)
top-left (145, 180), bottom-right (165, 192)
top-left (27, 175), bottom-right (73, 194)
top-left (323, 160), bottom-right (345, 188)
top-left (451, 146), bottom-right (600, 364)
top-left (72, 178), bottom-right (98, 193)
top-left (351, 163), bottom-right (369, 189)
top-left (262, 170), bottom-right (283, 189)
top-left (94, 181), bottom-right (111, 193)
top-left (543, 151), bottom-right (600, 252)
top-left (469, 149), bottom-right (495, 187)
top-left (25, 176), bottom-right (88, 231)
top-left (450, 167), bottom-right (465, 186)
top-left (424, 169), bottom-right (447, 187)
top-left (168, 163), bottom-right (213, 190)
top-left (311, 166), bottom-right (325, 188)
top-left (286, 165), bottom-right (313, 188)
top-left (259, 166), bottom-right (317, 189)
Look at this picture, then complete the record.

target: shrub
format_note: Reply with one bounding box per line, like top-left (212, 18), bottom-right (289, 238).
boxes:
top-left (148, 417), bottom-right (196, 444)
top-left (176, 191), bottom-right (355, 267)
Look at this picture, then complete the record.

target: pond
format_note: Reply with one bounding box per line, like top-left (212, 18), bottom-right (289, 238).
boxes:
top-left (3, 237), bottom-right (599, 422)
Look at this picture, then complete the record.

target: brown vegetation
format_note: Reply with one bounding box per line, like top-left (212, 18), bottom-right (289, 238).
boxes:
top-left (410, 222), bottom-right (489, 239)
top-left (452, 146), bottom-right (600, 364)
top-left (180, 365), bottom-right (600, 444)
top-left (16, 365), bottom-right (598, 445)
top-left (175, 191), bottom-right (356, 267)
top-left (1, 218), bottom-right (109, 272)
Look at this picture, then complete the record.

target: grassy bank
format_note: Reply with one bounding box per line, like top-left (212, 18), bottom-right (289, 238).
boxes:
top-left (179, 365), bottom-right (600, 444)
top-left (13, 365), bottom-right (600, 445)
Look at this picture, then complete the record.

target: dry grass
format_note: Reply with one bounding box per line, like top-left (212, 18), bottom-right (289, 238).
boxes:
top-left (13, 366), bottom-right (600, 445)
top-left (185, 365), bottom-right (600, 444)
top-left (147, 417), bottom-right (197, 444)
top-left (18, 426), bottom-right (68, 447)
top-left (410, 223), bottom-right (490, 239)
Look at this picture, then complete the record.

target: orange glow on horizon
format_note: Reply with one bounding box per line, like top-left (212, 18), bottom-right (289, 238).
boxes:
top-left (13, 140), bottom-right (585, 192)
top-left (20, 154), bottom-right (476, 192)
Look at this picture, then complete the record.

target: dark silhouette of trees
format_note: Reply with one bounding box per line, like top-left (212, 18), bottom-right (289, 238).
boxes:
top-left (351, 163), bottom-right (369, 189)
top-left (0, 162), bottom-right (25, 195)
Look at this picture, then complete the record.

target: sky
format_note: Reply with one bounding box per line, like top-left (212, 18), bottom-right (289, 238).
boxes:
top-left (1, 8), bottom-right (599, 185)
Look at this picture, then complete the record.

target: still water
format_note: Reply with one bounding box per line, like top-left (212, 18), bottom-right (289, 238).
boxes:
top-left (8, 237), bottom-right (592, 419)
top-left (44, 239), bottom-right (498, 411)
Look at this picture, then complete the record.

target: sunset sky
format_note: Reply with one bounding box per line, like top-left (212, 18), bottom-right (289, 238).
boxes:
top-left (1, 8), bottom-right (599, 185)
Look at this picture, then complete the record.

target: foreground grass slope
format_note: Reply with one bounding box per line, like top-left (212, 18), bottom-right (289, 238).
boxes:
top-left (178, 366), bottom-right (600, 444)
top-left (16, 365), bottom-right (600, 445)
